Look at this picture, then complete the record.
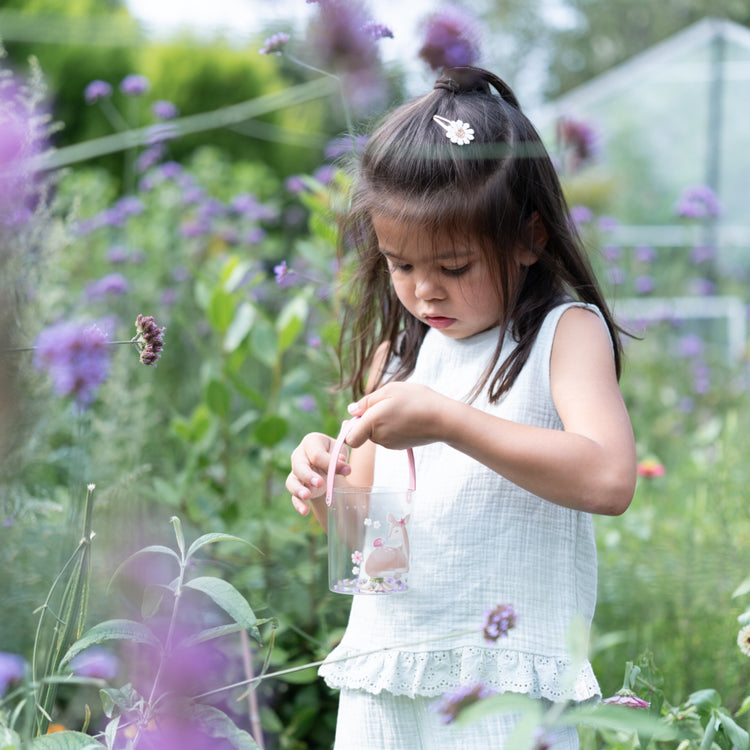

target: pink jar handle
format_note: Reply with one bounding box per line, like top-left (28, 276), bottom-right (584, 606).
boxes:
top-left (325, 416), bottom-right (416, 506)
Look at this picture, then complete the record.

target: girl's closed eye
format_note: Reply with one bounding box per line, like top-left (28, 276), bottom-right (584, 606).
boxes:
top-left (442, 264), bottom-right (470, 277)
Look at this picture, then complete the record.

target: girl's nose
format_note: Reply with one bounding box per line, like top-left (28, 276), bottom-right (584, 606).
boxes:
top-left (414, 272), bottom-right (445, 300)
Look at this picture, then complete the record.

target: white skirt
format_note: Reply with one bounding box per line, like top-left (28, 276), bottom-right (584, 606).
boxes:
top-left (333, 688), bottom-right (579, 750)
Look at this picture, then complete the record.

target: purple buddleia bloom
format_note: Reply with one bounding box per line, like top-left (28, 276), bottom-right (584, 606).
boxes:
top-left (482, 603), bottom-right (517, 641)
top-left (0, 652), bottom-right (26, 696)
top-left (33, 321), bottom-right (112, 406)
top-left (431, 683), bottom-right (497, 725)
top-left (116, 196), bottom-right (145, 217)
top-left (84, 79), bottom-right (113, 104)
top-left (119, 74), bottom-right (150, 96)
top-left (160, 161), bottom-right (183, 179)
top-left (675, 184), bottom-right (722, 219)
top-left (259, 32), bottom-right (291, 56)
top-left (151, 100), bottom-right (179, 120)
top-left (86, 273), bottom-right (130, 300)
top-left (136, 145), bottom-right (164, 173)
top-left (70, 647), bottom-right (120, 681)
top-left (418, 4), bottom-right (481, 71)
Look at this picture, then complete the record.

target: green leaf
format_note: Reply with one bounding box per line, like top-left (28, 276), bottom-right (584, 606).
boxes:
top-left (254, 415), bottom-right (288, 447)
top-left (250, 319), bottom-right (278, 368)
top-left (560, 704), bottom-right (674, 738)
top-left (182, 576), bottom-right (261, 643)
top-left (224, 302), bottom-right (256, 353)
top-left (690, 689), bottom-right (722, 712)
top-left (141, 583), bottom-right (171, 620)
top-left (183, 703), bottom-right (261, 750)
top-left (31, 731), bottom-right (103, 749)
top-left (205, 379), bottom-right (232, 418)
top-left (99, 684), bottom-right (142, 719)
top-left (733, 577), bottom-right (750, 598)
top-left (180, 623), bottom-right (246, 647)
top-left (108, 545), bottom-right (180, 589)
top-left (186, 532), bottom-right (257, 561)
top-left (276, 666), bottom-right (319, 685)
top-left (171, 516), bottom-right (186, 558)
top-left (223, 259), bottom-right (255, 293)
top-left (208, 288), bottom-right (236, 333)
top-left (61, 619), bottom-right (162, 666)
top-left (276, 295), bottom-right (309, 353)
top-left (718, 710), bottom-right (749, 750)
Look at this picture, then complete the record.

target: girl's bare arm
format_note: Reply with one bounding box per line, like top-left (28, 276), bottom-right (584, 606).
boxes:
top-left (344, 307), bottom-right (636, 516)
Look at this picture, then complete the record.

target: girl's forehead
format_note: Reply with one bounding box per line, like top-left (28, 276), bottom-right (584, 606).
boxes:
top-left (371, 212), bottom-right (476, 256)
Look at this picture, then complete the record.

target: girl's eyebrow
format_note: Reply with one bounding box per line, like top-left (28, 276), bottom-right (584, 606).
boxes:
top-left (378, 247), bottom-right (475, 262)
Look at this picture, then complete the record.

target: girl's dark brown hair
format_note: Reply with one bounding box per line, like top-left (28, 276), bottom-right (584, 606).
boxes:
top-left (339, 65), bottom-right (624, 402)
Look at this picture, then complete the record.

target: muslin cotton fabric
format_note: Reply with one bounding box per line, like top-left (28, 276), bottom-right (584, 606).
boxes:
top-left (320, 302), bottom-right (604, 707)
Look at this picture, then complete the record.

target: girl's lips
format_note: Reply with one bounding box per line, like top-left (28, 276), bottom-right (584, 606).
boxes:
top-left (425, 316), bottom-right (455, 329)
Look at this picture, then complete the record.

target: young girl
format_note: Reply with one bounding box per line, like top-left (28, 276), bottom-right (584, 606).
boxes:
top-left (286, 65), bottom-right (636, 749)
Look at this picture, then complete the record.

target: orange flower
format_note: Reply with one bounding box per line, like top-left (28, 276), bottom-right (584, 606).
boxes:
top-left (637, 459), bottom-right (665, 478)
top-left (46, 724), bottom-right (67, 734)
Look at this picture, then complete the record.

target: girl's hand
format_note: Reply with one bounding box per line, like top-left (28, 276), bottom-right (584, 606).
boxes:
top-left (286, 432), bottom-right (351, 516)
top-left (344, 382), bottom-right (445, 450)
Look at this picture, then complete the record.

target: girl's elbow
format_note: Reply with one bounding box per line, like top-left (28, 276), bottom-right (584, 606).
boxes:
top-left (597, 471), bottom-right (636, 516)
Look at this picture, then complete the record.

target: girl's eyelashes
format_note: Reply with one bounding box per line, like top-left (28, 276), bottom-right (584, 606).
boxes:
top-left (387, 262), bottom-right (471, 276)
top-left (443, 264), bottom-right (470, 277)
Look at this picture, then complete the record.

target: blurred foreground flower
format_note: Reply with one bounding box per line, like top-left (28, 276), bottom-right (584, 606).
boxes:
top-left (0, 651), bottom-right (26, 696)
top-left (431, 682), bottom-right (496, 725)
top-left (603, 692), bottom-right (650, 708)
top-left (418, 4), bottom-right (481, 71)
top-left (483, 603), bottom-right (517, 641)
top-left (132, 314), bottom-right (166, 366)
top-left (675, 184), bottom-right (722, 220)
top-left (260, 32), bottom-right (291, 56)
top-left (637, 459), bottom-right (665, 478)
top-left (33, 321), bottom-right (111, 406)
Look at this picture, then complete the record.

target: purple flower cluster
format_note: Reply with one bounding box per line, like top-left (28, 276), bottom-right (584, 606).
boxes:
top-left (84, 79), bottom-right (113, 104)
top-left (120, 74), bottom-right (151, 97)
top-left (0, 651), bottom-right (26, 696)
top-left (86, 272), bottom-right (130, 300)
top-left (259, 32), bottom-right (291, 56)
top-left (418, 5), bottom-right (481, 71)
top-left (133, 314), bottom-right (166, 366)
top-left (431, 682), bottom-right (496, 725)
top-left (33, 321), bottom-right (112, 406)
top-left (482, 603), bottom-right (517, 641)
top-left (675, 184), bottom-right (722, 219)
top-left (557, 116), bottom-right (600, 170)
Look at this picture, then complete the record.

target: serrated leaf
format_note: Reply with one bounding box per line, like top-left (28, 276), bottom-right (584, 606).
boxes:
top-left (186, 532), bottom-right (257, 561)
top-left (182, 577), bottom-right (260, 643)
top-left (62, 620), bottom-right (162, 666)
top-left (30, 731), bottom-right (103, 749)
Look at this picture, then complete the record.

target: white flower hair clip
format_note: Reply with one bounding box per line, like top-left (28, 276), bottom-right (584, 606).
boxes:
top-left (432, 115), bottom-right (475, 145)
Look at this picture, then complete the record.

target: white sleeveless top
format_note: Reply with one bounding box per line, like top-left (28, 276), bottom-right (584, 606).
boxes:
top-left (319, 302), bottom-right (603, 702)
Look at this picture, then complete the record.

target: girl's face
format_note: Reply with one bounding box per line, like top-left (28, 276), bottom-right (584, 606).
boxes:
top-left (372, 213), bottom-right (504, 340)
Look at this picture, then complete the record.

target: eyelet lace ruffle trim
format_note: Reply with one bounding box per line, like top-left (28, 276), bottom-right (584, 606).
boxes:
top-left (319, 646), bottom-right (601, 702)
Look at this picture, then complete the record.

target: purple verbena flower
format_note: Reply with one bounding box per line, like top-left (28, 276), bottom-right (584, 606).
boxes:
top-left (119, 74), bottom-right (151, 96)
top-left (0, 652), bottom-right (26, 696)
top-left (84, 79), bottom-right (113, 104)
top-left (634, 245), bottom-right (656, 264)
top-left (274, 261), bottom-right (290, 285)
top-left (132, 314), bottom-right (166, 366)
top-left (557, 116), bottom-right (599, 168)
top-left (598, 215), bottom-right (620, 233)
top-left (675, 184), bottom-right (722, 219)
top-left (569, 205), bottom-right (592, 226)
top-left (136, 145), bottom-right (165, 173)
top-left (245, 227), bottom-right (267, 244)
top-left (606, 267), bottom-right (626, 286)
top-left (483, 603), bottom-right (517, 641)
top-left (363, 22), bottom-right (394, 40)
top-left (603, 244), bottom-right (622, 262)
top-left (431, 683), bottom-right (497, 725)
top-left (70, 647), bottom-right (120, 681)
top-left (634, 275), bottom-right (654, 295)
top-left (418, 4), bottom-right (481, 71)
top-left (86, 273), bottom-right (130, 300)
top-left (678, 333), bottom-right (704, 359)
top-left (33, 321), bottom-right (112, 406)
top-left (259, 32), bottom-right (291, 56)
top-left (284, 175), bottom-right (307, 194)
top-left (152, 99), bottom-right (179, 120)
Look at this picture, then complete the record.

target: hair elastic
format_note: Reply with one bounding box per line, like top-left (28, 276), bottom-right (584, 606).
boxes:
top-left (432, 115), bottom-right (475, 145)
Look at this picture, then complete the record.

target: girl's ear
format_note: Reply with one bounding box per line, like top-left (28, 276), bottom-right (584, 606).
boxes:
top-left (518, 212), bottom-right (547, 267)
